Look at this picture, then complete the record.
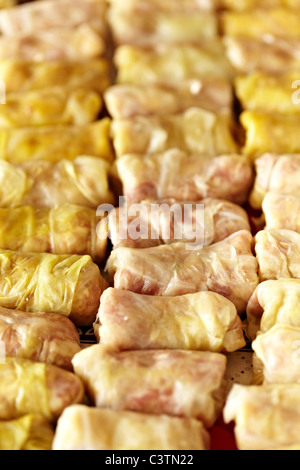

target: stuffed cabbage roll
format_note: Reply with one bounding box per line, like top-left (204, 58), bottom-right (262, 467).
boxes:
top-left (252, 325), bottom-right (300, 385)
top-left (115, 43), bottom-right (235, 85)
top-left (0, 307), bottom-right (81, 370)
top-left (235, 71), bottom-right (300, 115)
top-left (52, 405), bottom-right (210, 451)
top-left (0, 204), bottom-right (108, 263)
top-left (0, 119), bottom-right (113, 163)
top-left (108, 0), bottom-right (220, 13)
top-left (116, 151), bottom-right (254, 206)
top-left (0, 358), bottom-right (84, 422)
top-left (0, 24), bottom-right (105, 62)
top-left (0, 250), bottom-right (107, 326)
top-left (105, 231), bottom-right (258, 314)
top-left (0, 58), bottom-right (111, 94)
top-left (224, 36), bottom-right (300, 74)
top-left (0, 157), bottom-right (114, 209)
top-left (224, 384), bottom-right (300, 450)
top-left (222, 9), bottom-right (300, 40)
top-left (263, 193), bottom-right (300, 234)
top-left (222, 0), bottom-right (300, 9)
top-left (241, 111), bottom-right (300, 159)
top-left (111, 108), bottom-right (238, 158)
top-left (104, 79), bottom-right (232, 119)
top-left (249, 153), bottom-right (300, 210)
top-left (255, 229), bottom-right (300, 282)
top-left (0, 87), bottom-right (102, 128)
top-left (0, 414), bottom-right (54, 451)
top-left (0, 0), bottom-right (108, 36)
top-left (95, 288), bottom-right (246, 352)
top-left (246, 278), bottom-right (300, 340)
top-left (108, 198), bottom-right (251, 249)
top-left (109, 9), bottom-right (218, 46)
top-left (72, 345), bottom-right (227, 427)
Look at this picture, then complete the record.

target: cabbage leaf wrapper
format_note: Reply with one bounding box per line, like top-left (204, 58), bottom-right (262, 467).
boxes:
top-left (52, 405), bottom-right (210, 450)
top-left (0, 414), bottom-right (54, 450)
top-left (0, 306), bottom-right (81, 370)
top-left (0, 249), bottom-right (107, 326)
top-left (105, 230), bottom-right (258, 314)
top-left (72, 344), bottom-right (227, 428)
top-left (0, 357), bottom-right (84, 421)
top-left (94, 288), bottom-right (246, 352)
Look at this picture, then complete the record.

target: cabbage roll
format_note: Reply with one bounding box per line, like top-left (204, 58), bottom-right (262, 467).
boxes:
top-left (263, 193), bottom-right (300, 234)
top-left (0, 0), bottom-right (108, 36)
top-left (255, 229), bottom-right (300, 282)
top-left (235, 71), bottom-right (300, 115)
top-left (0, 204), bottom-right (108, 263)
top-left (108, 0), bottom-right (220, 13)
top-left (222, 0), bottom-right (300, 9)
top-left (224, 36), bottom-right (300, 74)
top-left (0, 358), bottom-right (84, 422)
top-left (241, 111), bottom-right (300, 159)
top-left (108, 198), bottom-right (250, 249)
top-left (95, 288), bottom-right (245, 352)
top-left (224, 384), bottom-right (300, 450)
top-left (105, 231), bottom-right (258, 314)
top-left (115, 43), bottom-right (235, 86)
top-left (111, 108), bottom-right (238, 158)
top-left (116, 151), bottom-right (254, 206)
top-left (0, 307), bottom-right (81, 370)
top-left (0, 250), bottom-right (107, 326)
top-left (109, 9), bottom-right (218, 46)
top-left (72, 345), bottom-right (227, 427)
top-left (252, 325), bottom-right (300, 385)
top-left (0, 414), bottom-right (54, 451)
top-left (249, 153), bottom-right (300, 210)
top-left (222, 9), bottom-right (300, 40)
top-left (0, 87), bottom-right (102, 128)
top-left (0, 24), bottom-right (105, 62)
top-left (0, 119), bottom-right (113, 163)
top-left (0, 58), bottom-right (111, 94)
top-left (246, 278), bottom-right (300, 340)
top-left (0, 157), bottom-right (114, 209)
top-left (52, 405), bottom-right (210, 451)
top-left (104, 79), bottom-right (232, 119)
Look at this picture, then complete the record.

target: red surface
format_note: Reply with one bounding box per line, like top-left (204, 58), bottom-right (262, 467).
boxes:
top-left (209, 417), bottom-right (238, 451)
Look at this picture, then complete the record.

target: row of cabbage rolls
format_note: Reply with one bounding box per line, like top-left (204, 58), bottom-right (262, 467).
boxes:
top-left (0, 0), bottom-right (299, 452)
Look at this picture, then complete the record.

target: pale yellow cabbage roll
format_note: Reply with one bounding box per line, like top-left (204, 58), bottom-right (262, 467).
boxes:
top-left (104, 79), bottom-right (232, 119)
top-left (0, 0), bottom-right (108, 36)
top-left (0, 157), bottom-right (115, 209)
top-left (72, 345), bottom-right (227, 427)
top-left (246, 278), bottom-right (300, 340)
top-left (94, 288), bottom-right (246, 352)
top-left (105, 231), bottom-right (258, 314)
top-left (0, 414), bottom-right (54, 451)
top-left (115, 43), bottom-right (235, 85)
top-left (0, 250), bottom-right (108, 326)
top-left (108, 198), bottom-right (251, 249)
top-left (0, 23), bottom-right (105, 61)
top-left (111, 108), bottom-right (238, 158)
top-left (0, 204), bottom-right (108, 263)
top-left (0, 87), bottom-right (102, 127)
top-left (0, 358), bottom-right (84, 422)
top-left (0, 307), bottom-right (81, 370)
top-left (255, 229), bottom-right (300, 282)
top-left (0, 58), bottom-right (111, 94)
top-left (263, 192), bottom-right (300, 234)
top-left (224, 384), bottom-right (300, 450)
top-left (116, 151), bottom-right (253, 206)
top-left (0, 119), bottom-right (113, 163)
top-left (52, 405), bottom-right (210, 450)
top-left (249, 153), bottom-right (300, 210)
